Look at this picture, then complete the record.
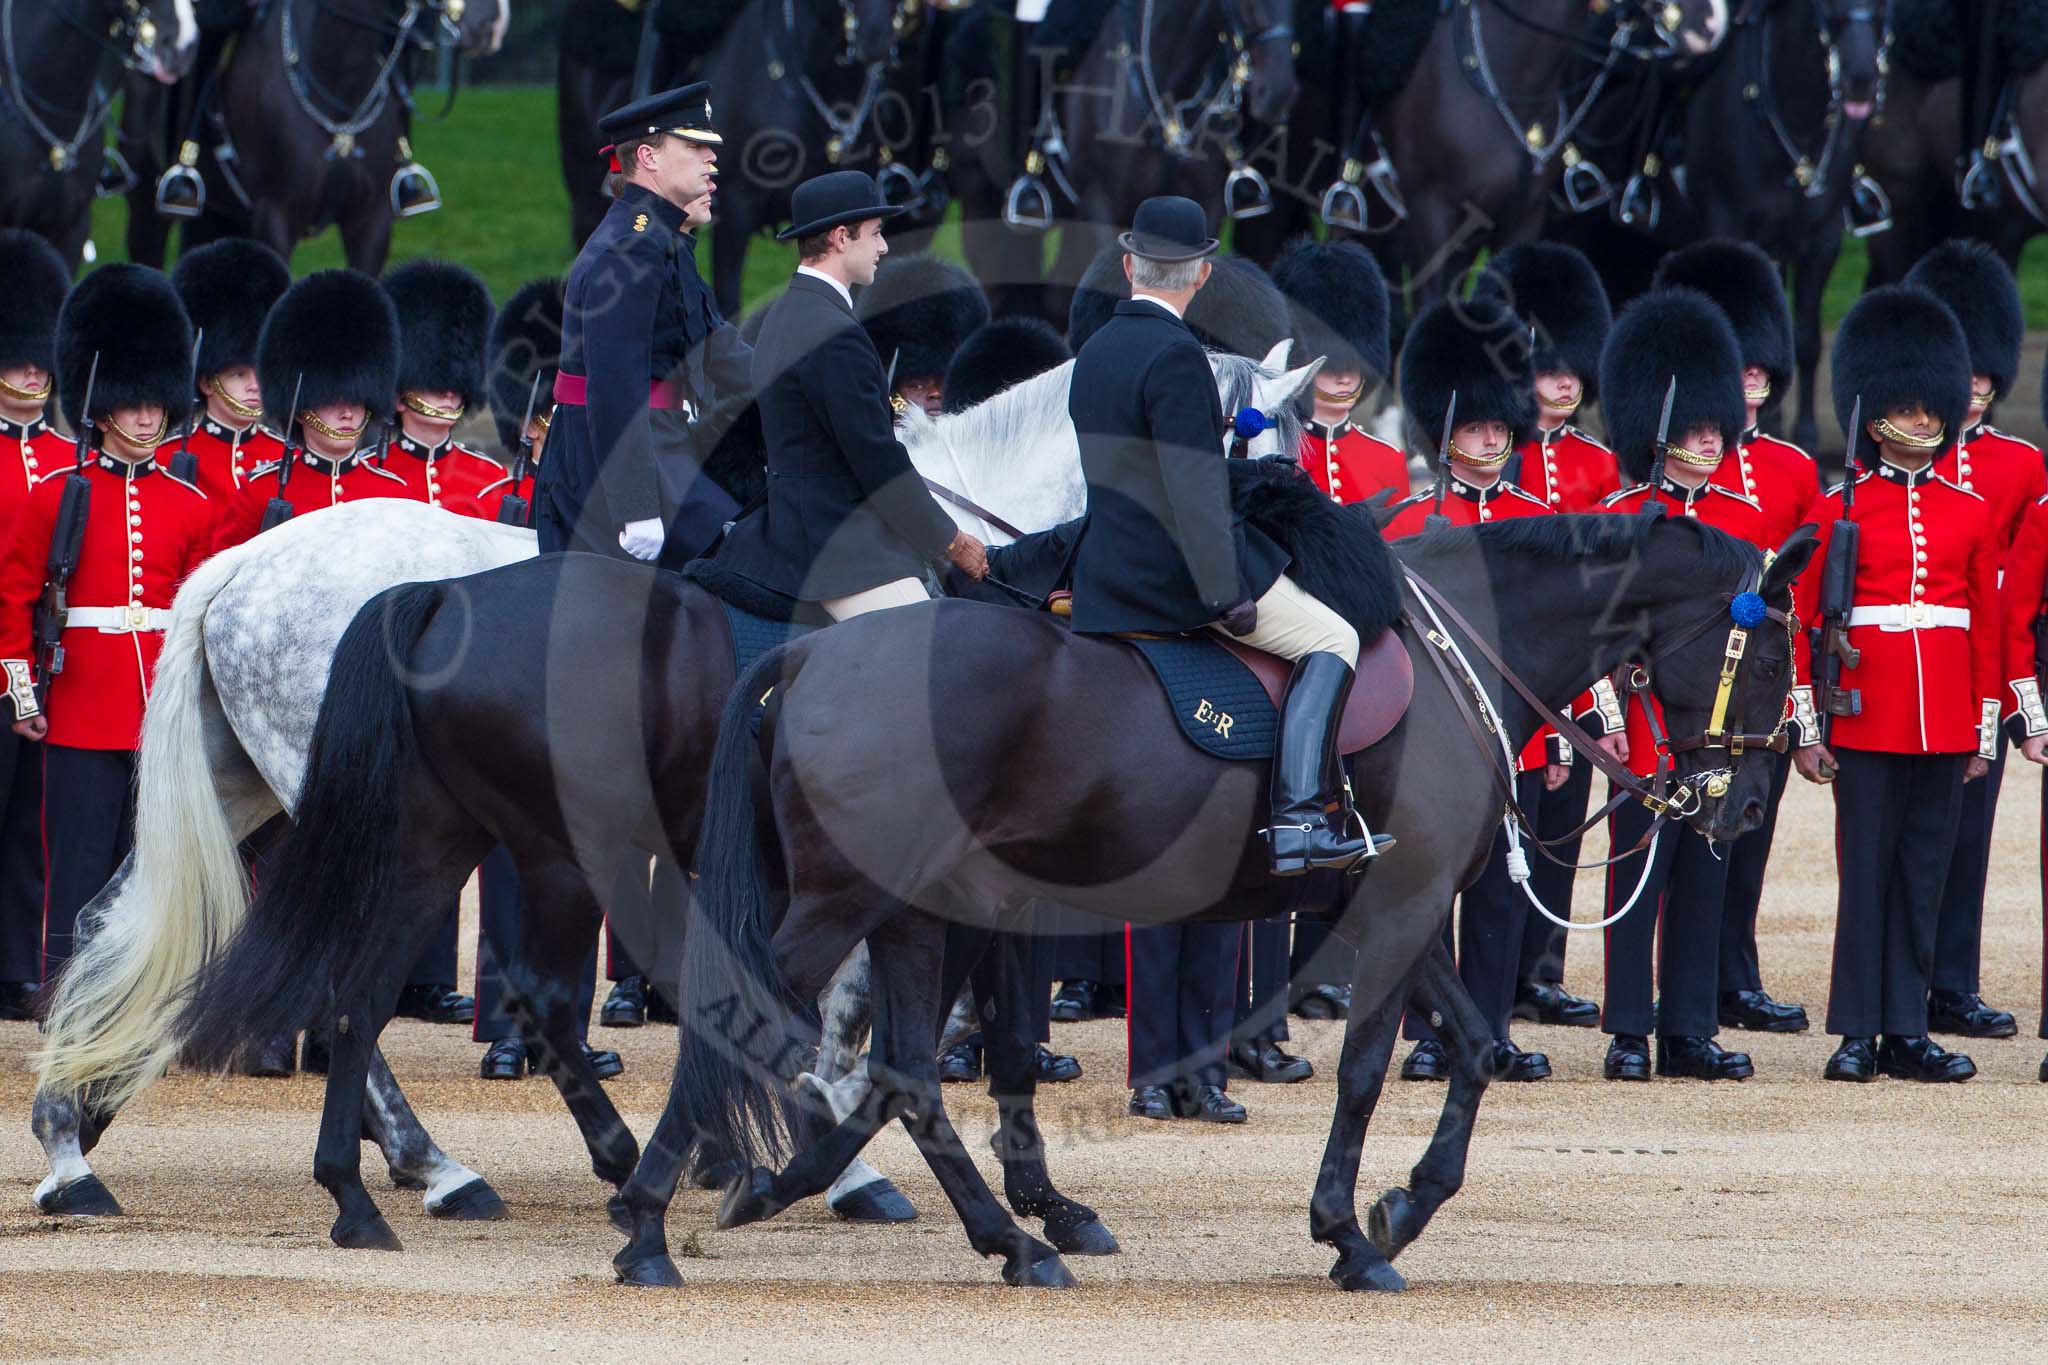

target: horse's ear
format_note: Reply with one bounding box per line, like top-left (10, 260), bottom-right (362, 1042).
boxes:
top-left (1259, 339), bottom-right (1292, 372)
top-left (1260, 354), bottom-right (1324, 415)
top-left (1762, 524), bottom-right (1820, 596)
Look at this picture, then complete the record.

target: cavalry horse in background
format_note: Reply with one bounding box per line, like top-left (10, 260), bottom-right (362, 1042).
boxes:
top-left (0, 0), bottom-right (196, 264)
top-left (117, 0), bottom-right (508, 271)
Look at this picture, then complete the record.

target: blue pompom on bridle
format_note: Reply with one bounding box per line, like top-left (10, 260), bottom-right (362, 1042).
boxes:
top-left (1729, 590), bottom-right (1768, 628)
top-left (1231, 407), bottom-right (1268, 438)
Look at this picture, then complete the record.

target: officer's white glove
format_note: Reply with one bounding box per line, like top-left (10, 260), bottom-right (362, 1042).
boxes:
top-left (619, 517), bottom-right (665, 561)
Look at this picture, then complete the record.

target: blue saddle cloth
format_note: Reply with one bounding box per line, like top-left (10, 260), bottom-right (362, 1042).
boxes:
top-left (722, 603), bottom-right (817, 732)
top-left (1124, 635), bottom-right (1279, 762)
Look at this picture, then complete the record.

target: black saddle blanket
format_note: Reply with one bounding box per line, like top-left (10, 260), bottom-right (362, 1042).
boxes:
top-left (1124, 635), bottom-right (1278, 762)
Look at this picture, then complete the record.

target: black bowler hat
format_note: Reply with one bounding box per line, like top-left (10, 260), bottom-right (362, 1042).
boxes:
top-left (597, 82), bottom-right (721, 150)
top-left (1118, 196), bottom-right (1219, 263)
top-left (775, 170), bottom-right (908, 241)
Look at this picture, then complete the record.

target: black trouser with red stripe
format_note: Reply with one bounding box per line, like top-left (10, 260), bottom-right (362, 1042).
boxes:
top-left (1601, 798), bottom-right (1730, 1039)
top-left (0, 725), bottom-right (46, 983)
top-left (1126, 920), bottom-right (1238, 1089)
top-left (1825, 747), bottom-right (1967, 1038)
top-left (1717, 750), bottom-right (1792, 996)
top-left (40, 745), bottom-right (135, 983)
top-left (1406, 771), bottom-right (1545, 1044)
top-left (1931, 736), bottom-right (2005, 995)
top-left (1518, 757), bottom-right (1593, 988)
top-left (1233, 915), bottom-right (1294, 1048)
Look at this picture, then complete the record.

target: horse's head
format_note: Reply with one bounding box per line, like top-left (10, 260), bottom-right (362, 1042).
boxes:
top-left (1226, 0), bottom-right (1299, 125)
top-left (1644, 0), bottom-right (1730, 57)
top-left (422, 0), bottom-right (508, 57)
top-left (1638, 521), bottom-right (1818, 843)
top-left (1815, 0), bottom-right (1884, 123)
top-left (1211, 342), bottom-right (1319, 459)
top-left (112, 0), bottom-right (198, 83)
top-left (838, 0), bottom-right (903, 68)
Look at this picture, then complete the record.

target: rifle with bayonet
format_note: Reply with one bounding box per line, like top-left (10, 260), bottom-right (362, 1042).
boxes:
top-left (1423, 390), bottom-right (1456, 531)
top-left (167, 328), bottom-right (202, 485)
top-left (1643, 374), bottom-right (1677, 515)
top-left (33, 356), bottom-right (96, 712)
top-left (495, 371), bottom-right (543, 527)
top-left (1810, 395), bottom-right (1864, 753)
top-left (258, 373), bottom-right (305, 533)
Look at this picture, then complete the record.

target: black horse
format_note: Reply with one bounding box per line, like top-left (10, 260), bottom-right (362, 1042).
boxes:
top-left (122, 0), bottom-right (504, 272)
top-left (613, 514), bottom-right (1815, 1292)
top-left (0, 0), bottom-right (195, 264)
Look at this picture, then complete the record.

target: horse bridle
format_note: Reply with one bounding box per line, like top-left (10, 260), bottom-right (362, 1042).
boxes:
top-left (760, 0), bottom-right (925, 166)
top-left (279, 0), bottom-right (458, 160)
top-left (1741, 0), bottom-right (1890, 202)
top-left (1, 0), bottom-right (165, 172)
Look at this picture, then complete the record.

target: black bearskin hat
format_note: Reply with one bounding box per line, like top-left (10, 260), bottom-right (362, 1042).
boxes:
top-left (56, 264), bottom-right (194, 433)
top-left (1270, 237), bottom-right (1391, 381)
top-left (1396, 294), bottom-right (1535, 451)
top-left (1473, 241), bottom-right (1612, 400)
top-left (1067, 246), bottom-right (1292, 358)
top-left (1599, 288), bottom-right (1747, 483)
top-left (171, 238), bottom-right (291, 383)
top-left (1651, 239), bottom-right (1793, 400)
top-left (257, 269), bottom-right (401, 425)
top-left (488, 276), bottom-right (566, 454)
top-left (1903, 238), bottom-right (2023, 400)
top-left (1832, 285), bottom-right (1971, 467)
top-left (942, 315), bottom-right (1071, 413)
top-left (0, 230), bottom-right (71, 374)
top-left (384, 259), bottom-right (493, 414)
top-left (856, 254), bottom-right (989, 386)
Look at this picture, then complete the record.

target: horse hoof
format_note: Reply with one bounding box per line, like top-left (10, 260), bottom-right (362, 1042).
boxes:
top-left (428, 1178), bottom-right (507, 1222)
top-left (35, 1174), bottom-right (122, 1217)
top-left (716, 1166), bottom-right (779, 1230)
top-left (1367, 1187), bottom-right (1421, 1262)
top-left (1002, 1249), bottom-right (1077, 1289)
top-left (331, 1213), bottom-right (403, 1251)
top-left (828, 1177), bottom-right (917, 1224)
top-left (1048, 1217), bottom-right (1119, 1257)
top-left (1331, 1253), bottom-right (1408, 1293)
top-left (613, 1254), bottom-right (684, 1289)
top-left (606, 1193), bottom-right (633, 1235)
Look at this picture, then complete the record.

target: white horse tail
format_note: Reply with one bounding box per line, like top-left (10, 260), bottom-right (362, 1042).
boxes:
top-left (34, 544), bottom-right (256, 1108)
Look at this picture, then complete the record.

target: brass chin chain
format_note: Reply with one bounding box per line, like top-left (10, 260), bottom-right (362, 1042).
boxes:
top-left (1314, 380), bottom-right (1363, 407)
top-left (1873, 417), bottom-right (1944, 450)
top-left (1660, 440), bottom-right (1722, 469)
top-left (299, 409), bottom-right (364, 443)
top-left (1449, 437), bottom-right (1511, 469)
top-left (0, 373), bottom-right (49, 403)
top-left (1541, 391), bottom-right (1581, 415)
top-left (102, 415), bottom-right (168, 451)
top-left (402, 392), bottom-right (465, 422)
top-left (207, 373), bottom-right (262, 421)
top-left (1743, 384), bottom-right (1771, 403)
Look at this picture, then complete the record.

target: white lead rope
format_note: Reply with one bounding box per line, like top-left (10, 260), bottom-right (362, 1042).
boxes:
top-left (1402, 570), bottom-right (1659, 932)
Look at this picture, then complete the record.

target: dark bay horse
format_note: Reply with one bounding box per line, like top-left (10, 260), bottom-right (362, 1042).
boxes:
top-left (0, 0), bottom-right (195, 263)
top-left (618, 514), bottom-right (1815, 1292)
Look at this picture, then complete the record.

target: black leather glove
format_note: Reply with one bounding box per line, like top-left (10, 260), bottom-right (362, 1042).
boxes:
top-left (1219, 597), bottom-right (1259, 638)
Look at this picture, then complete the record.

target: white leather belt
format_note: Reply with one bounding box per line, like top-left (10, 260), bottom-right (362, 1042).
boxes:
top-left (1846, 603), bottom-right (1969, 631)
top-left (65, 605), bottom-right (170, 633)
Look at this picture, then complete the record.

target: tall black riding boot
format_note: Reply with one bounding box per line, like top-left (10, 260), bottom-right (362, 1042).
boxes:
top-left (1266, 652), bottom-right (1380, 877)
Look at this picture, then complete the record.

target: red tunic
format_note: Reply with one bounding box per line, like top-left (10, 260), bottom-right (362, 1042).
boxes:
top-left (1937, 424), bottom-right (2046, 553)
top-left (0, 416), bottom-right (70, 541)
top-left (1713, 427), bottom-right (1821, 550)
top-left (1602, 479), bottom-right (1768, 776)
top-left (382, 432), bottom-right (516, 520)
top-left (158, 415), bottom-right (286, 512)
top-left (1298, 420), bottom-right (1410, 505)
top-left (0, 456), bottom-right (213, 749)
top-left (1514, 425), bottom-right (1620, 514)
top-left (211, 449), bottom-right (413, 554)
top-left (1792, 464), bottom-right (2001, 755)
top-left (2001, 494), bottom-right (2048, 725)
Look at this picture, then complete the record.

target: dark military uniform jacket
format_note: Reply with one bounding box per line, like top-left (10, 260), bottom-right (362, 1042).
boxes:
top-left (1067, 298), bottom-right (1286, 635)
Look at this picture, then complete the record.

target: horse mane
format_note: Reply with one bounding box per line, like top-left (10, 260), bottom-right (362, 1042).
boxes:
top-left (1398, 510), bottom-right (1763, 585)
top-left (901, 358), bottom-right (1077, 472)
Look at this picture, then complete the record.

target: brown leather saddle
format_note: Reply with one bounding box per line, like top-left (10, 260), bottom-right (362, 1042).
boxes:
top-left (1217, 628), bottom-right (1413, 756)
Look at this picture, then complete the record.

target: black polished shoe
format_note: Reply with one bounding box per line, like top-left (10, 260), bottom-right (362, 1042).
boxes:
top-left (1093, 984), bottom-right (1127, 1019)
top-left (1128, 1085), bottom-right (1174, 1120)
top-left (395, 983), bottom-right (475, 1025)
top-left (1400, 1040), bottom-right (1449, 1081)
top-left (479, 1039), bottom-right (530, 1080)
top-left (0, 979), bottom-right (38, 1021)
top-left (1926, 990), bottom-right (2018, 1039)
top-left (600, 976), bottom-right (649, 1028)
top-left (1176, 1082), bottom-right (1248, 1124)
top-left (1824, 1036), bottom-right (1876, 1082)
top-left (1035, 1043), bottom-right (1082, 1083)
top-left (939, 1040), bottom-right (982, 1083)
top-left (1655, 1035), bottom-right (1753, 1081)
top-left (237, 1033), bottom-right (298, 1078)
top-left (2039, 1051), bottom-right (2048, 1084)
top-left (583, 1043), bottom-right (625, 1081)
top-left (1603, 1034), bottom-right (1651, 1081)
top-left (1050, 980), bottom-right (1098, 1023)
top-left (1491, 1038), bottom-right (1551, 1082)
top-left (1718, 989), bottom-right (1810, 1033)
top-left (1513, 980), bottom-right (1601, 1028)
top-left (1228, 1040), bottom-right (1314, 1083)
top-left (1876, 1033), bottom-right (1975, 1083)
top-left (1291, 983), bottom-right (1351, 1020)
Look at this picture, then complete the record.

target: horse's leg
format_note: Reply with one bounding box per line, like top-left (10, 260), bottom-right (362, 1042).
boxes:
top-left (1788, 233), bottom-right (1836, 454)
top-left (359, 1046), bottom-right (506, 1220)
top-left (810, 943), bottom-right (919, 1222)
top-left (1367, 934), bottom-right (1494, 1264)
top-left (315, 980), bottom-right (410, 1250)
top-left (337, 196), bottom-right (394, 275)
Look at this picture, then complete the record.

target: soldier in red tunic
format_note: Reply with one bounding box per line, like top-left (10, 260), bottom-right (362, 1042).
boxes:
top-left (0, 231), bottom-right (70, 1016)
top-left (163, 239), bottom-right (292, 514)
top-left (1271, 238), bottom-right (1409, 505)
top-left (1383, 295), bottom-right (1559, 1083)
top-left (211, 271), bottom-right (413, 555)
top-left (1651, 240), bottom-right (1817, 1036)
top-left (1593, 289), bottom-right (1766, 1083)
top-left (1791, 286), bottom-right (1999, 1084)
top-left (382, 260), bottom-right (519, 525)
top-left (1903, 240), bottom-right (2046, 1041)
top-left (0, 265), bottom-right (213, 986)
top-left (473, 276), bottom-right (567, 525)
top-left (1998, 482), bottom-right (2048, 1082)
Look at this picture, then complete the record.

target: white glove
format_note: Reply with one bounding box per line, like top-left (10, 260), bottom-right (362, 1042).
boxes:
top-left (618, 517), bottom-right (665, 561)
